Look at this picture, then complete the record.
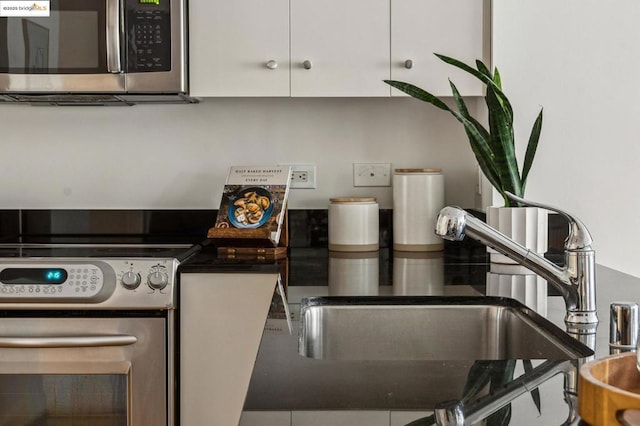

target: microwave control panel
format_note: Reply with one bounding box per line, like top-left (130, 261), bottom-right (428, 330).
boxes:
top-left (126, 0), bottom-right (172, 72)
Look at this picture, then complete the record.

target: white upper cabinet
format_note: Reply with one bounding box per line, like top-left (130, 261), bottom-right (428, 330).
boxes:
top-left (391, 0), bottom-right (487, 97)
top-left (189, 0), bottom-right (487, 97)
top-left (189, 0), bottom-right (290, 97)
top-left (290, 0), bottom-right (390, 97)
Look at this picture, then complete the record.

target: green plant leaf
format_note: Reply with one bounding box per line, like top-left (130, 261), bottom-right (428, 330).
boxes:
top-left (448, 82), bottom-right (504, 194)
top-left (383, 80), bottom-right (450, 111)
top-left (487, 405), bottom-right (512, 426)
top-left (489, 67), bottom-right (514, 126)
top-left (461, 361), bottom-right (493, 401)
top-left (476, 60), bottom-right (494, 82)
top-left (490, 360), bottom-right (517, 388)
top-left (384, 78), bottom-right (504, 194)
top-left (435, 54), bottom-right (493, 86)
top-left (459, 116), bottom-right (504, 194)
top-left (523, 359), bottom-right (542, 415)
top-left (493, 67), bottom-right (503, 89)
top-left (485, 86), bottom-right (522, 204)
top-left (466, 126), bottom-right (504, 195)
top-left (384, 77), bottom-right (508, 201)
top-left (436, 54), bottom-right (513, 122)
top-left (521, 108), bottom-right (543, 192)
top-left (486, 360), bottom-right (516, 426)
top-left (383, 53), bottom-right (542, 206)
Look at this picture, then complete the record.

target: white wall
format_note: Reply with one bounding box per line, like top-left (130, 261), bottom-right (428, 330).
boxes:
top-left (493, 1), bottom-right (640, 276)
top-left (0, 98), bottom-right (479, 210)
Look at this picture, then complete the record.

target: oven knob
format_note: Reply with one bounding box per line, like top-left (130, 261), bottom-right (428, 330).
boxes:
top-left (121, 271), bottom-right (142, 290)
top-left (147, 271), bottom-right (168, 290)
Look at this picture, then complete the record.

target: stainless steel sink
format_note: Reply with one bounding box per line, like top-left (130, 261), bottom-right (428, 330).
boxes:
top-left (298, 296), bottom-right (594, 361)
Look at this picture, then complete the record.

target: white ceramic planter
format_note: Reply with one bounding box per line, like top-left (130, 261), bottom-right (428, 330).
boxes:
top-left (486, 206), bottom-right (548, 264)
top-left (486, 268), bottom-right (548, 316)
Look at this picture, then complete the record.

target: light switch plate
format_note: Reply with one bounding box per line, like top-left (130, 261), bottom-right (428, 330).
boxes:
top-left (353, 163), bottom-right (392, 187)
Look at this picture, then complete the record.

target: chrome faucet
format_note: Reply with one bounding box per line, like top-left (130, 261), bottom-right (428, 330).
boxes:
top-left (434, 192), bottom-right (598, 326)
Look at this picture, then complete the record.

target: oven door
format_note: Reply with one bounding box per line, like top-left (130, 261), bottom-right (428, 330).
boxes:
top-left (0, 0), bottom-right (125, 92)
top-left (0, 316), bottom-right (166, 426)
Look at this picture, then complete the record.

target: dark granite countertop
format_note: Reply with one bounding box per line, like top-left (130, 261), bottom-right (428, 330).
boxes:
top-left (179, 247), bottom-right (282, 274)
top-left (150, 208), bottom-right (608, 425)
top-left (230, 246), bottom-right (639, 426)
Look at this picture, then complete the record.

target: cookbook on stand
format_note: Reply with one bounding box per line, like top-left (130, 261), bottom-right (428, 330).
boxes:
top-left (208, 165), bottom-right (292, 260)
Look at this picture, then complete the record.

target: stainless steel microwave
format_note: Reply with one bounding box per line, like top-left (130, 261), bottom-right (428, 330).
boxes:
top-left (0, 0), bottom-right (194, 105)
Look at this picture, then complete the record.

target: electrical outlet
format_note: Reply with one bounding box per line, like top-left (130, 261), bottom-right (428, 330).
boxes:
top-left (287, 164), bottom-right (316, 189)
top-left (292, 170), bottom-right (309, 183)
top-left (353, 163), bottom-right (391, 187)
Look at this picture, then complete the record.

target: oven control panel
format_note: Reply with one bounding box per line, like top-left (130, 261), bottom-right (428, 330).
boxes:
top-left (115, 260), bottom-right (172, 291)
top-left (0, 262), bottom-right (107, 299)
top-left (0, 258), bottom-right (178, 308)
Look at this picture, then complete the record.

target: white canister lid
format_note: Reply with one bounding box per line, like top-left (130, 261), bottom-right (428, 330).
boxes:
top-left (394, 168), bottom-right (442, 174)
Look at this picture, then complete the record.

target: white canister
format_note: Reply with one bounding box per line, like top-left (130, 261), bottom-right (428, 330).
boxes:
top-left (393, 168), bottom-right (445, 252)
top-left (328, 197), bottom-right (379, 252)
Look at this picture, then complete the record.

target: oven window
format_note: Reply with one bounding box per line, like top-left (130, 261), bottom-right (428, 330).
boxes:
top-left (0, 374), bottom-right (127, 425)
top-left (0, 0), bottom-right (107, 74)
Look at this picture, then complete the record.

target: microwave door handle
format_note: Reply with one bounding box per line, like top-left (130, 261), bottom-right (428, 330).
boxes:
top-left (106, 0), bottom-right (122, 73)
top-left (0, 335), bottom-right (137, 348)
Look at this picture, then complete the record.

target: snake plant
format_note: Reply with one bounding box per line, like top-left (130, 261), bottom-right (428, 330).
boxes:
top-left (384, 54), bottom-right (543, 207)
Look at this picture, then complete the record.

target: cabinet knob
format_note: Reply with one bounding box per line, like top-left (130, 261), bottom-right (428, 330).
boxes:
top-left (303, 60), bottom-right (313, 70)
top-left (404, 59), bottom-right (413, 69)
top-left (266, 60), bottom-right (278, 70)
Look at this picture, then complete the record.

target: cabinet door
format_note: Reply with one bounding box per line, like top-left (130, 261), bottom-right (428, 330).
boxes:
top-left (189, 0), bottom-right (290, 97)
top-left (391, 0), bottom-right (486, 97)
top-left (180, 272), bottom-right (279, 426)
top-left (291, 0), bottom-right (390, 97)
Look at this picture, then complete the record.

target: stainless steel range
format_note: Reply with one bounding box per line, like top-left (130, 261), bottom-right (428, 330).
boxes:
top-left (0, 241), bottom-right (198, 426)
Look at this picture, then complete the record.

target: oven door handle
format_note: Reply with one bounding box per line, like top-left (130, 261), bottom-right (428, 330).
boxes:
top-left (0, 334), bottom-right (137, 348)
